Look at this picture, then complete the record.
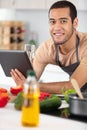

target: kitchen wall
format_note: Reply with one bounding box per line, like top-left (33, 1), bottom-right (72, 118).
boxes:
top-left (14, 9), bottom-right (87, 45)
top-left (15, 9), bottom-right (50, 46)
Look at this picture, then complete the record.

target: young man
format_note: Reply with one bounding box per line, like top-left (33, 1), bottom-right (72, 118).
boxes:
top-left (11, 0), bottom-right (87, 94)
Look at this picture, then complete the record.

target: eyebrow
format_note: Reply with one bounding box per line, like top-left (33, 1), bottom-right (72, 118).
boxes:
top-left (49, 17), bottom-right (69, 21)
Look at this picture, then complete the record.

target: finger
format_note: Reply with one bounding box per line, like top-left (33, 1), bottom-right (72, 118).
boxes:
top-left (10, 69), bottom-right (26, 86)
top-left (15, 69), bottom-right (26, 81)
top-left (10, 70), bottom-right (20, 85)
top-left (10, 69), bottom-right (19, 79)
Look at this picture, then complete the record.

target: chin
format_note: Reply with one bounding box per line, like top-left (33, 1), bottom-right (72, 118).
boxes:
top-left (53, 38), bottom-right (63, 44)
top-left (54, 41), bottom-right (63, 45)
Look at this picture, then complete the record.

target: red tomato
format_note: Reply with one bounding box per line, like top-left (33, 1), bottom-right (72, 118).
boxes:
top-left (10, 86), bottom-right (23, 95)
top-left (0, 93), bottom-right (9, 107)
top-left (39, 92), bottom-right (50, 101)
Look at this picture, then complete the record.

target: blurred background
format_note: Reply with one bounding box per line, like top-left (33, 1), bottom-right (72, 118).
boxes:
top-left (0, 0), bottom-right (87, 50)
top-left (0, 0), bottom-right (87, 86)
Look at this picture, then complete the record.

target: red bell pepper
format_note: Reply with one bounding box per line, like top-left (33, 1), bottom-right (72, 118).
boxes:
top-left (0, 92), bottom-right (9, 107)
top-left (0, 88), bottom-right (8, 93)
top-left (10, 86), bottom-right (23, 95)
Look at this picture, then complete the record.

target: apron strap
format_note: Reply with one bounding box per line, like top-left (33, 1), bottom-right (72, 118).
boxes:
top-left (56, 45), bottom-right (59, 65)
top-left (76, 35), bottom-right (79, 62)
top-left (56, 45), bottom-right (61, 66)
top-left (56, 36), bottom-right (80, 65)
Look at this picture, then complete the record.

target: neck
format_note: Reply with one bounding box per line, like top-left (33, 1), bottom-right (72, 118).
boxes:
top-left (59, 32), bottom-right (77, 55)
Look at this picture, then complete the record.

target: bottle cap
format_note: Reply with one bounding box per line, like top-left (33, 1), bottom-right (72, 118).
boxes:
top-left (27, 70), bottom-right (35, 77)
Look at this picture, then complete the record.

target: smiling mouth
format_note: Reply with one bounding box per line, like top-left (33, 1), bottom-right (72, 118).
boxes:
top-left (52, 33), bottom-right (64, 44)
top-left (53, 33), bottom-right (64, 40)
top-left (53, 32), bottom-right (64, 36)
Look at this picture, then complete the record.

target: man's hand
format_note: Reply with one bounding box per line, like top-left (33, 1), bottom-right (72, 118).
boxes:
top-left (10, 69), bottom-right (26, 86)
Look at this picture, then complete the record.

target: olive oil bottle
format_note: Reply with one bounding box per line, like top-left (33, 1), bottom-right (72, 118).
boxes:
top-left (21, 70), bottom-right (40, 126)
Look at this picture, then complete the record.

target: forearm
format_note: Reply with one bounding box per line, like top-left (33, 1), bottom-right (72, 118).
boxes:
top-left (39, 81), bottom-right (73, 94)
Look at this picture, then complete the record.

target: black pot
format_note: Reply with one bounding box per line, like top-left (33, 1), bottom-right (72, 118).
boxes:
top-left (69, 93), bottom-right (87, 116)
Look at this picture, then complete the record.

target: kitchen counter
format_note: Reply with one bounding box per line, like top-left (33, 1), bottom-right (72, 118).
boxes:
top-left (0, 64), bottom-right (69, 87)
top-left (0, 103), bottom-right (87, 130)
top-left (0, 64), bottom-right (87, 129)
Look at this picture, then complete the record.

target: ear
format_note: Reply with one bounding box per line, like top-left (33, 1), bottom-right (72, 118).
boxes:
top-left (73, 18), bottom-right (78, 29)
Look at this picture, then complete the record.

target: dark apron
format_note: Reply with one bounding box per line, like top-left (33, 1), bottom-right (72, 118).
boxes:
top-left (56, 36), bottom-right (87, 92)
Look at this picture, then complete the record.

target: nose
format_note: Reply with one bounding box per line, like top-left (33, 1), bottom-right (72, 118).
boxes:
top-left (54, 21), bottom-right (61, 30)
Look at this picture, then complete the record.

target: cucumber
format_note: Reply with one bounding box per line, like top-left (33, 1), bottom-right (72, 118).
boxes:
top-left (40, 95), bottom-right (61, 113)
top-left (14, 93), bottom-right (61, 112)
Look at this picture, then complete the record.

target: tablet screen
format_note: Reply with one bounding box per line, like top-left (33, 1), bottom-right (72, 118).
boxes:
top-left (0, 50), bottom-right (33, 77)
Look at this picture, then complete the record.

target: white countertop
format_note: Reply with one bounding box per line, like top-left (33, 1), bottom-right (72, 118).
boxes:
top-left (0, 103), bottom-right (87, 130)
top-left (40, 64), bottom-right (69, 82)
top-left (0, 64), bottom-right (87, 130)
top-left (0, 64), bottom-right (69, 87)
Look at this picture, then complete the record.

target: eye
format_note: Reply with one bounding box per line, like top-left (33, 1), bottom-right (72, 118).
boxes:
top-left (49, 20), bottom-right (56, 25)
top-left (60, 19), bottom-right (67, 24)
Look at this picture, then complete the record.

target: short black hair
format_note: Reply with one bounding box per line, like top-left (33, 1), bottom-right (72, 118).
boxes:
top-left (49, 0), bottom-right (77, 23)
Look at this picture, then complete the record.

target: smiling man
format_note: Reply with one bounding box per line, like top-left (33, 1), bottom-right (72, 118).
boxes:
top-left (11, 0), bottom-right (87, 94)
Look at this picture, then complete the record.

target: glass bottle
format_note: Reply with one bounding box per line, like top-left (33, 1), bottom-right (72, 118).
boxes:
top-left (21, 70), bottom-right (40, 127)
top-left (29, 32), bottom-right (37, 45)
top-left (29, 44), bottom-right (36, 62)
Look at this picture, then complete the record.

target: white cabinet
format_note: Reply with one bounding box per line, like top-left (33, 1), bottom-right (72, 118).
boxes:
top-left (74, 0), bottom-right (87, 11)
top-left (45, 0), bottom-right (58, 9)
top-left (0, 0), bottom-right (87, 10)
top-left (14, 0), bottom-right (45, 9)
top-left (66, 0), bottom-right (87, 11)
top-left (0, 0), bottom-right (13, 8)
top-left (0, 0), bottom-right (45, 9)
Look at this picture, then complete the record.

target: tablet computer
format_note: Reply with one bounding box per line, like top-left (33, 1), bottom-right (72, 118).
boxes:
top-left (0, 50), bottom-right (33, 77)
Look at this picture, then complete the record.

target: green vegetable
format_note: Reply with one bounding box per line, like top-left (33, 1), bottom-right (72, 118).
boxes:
top-left (62, 88), bottom-right (76, 103)
top-left (60, 108), bottom-right (70, 117)
top-left (14, 92), bottom-right (23, 110)
top-left (40, 95), bottom-right (61, 113)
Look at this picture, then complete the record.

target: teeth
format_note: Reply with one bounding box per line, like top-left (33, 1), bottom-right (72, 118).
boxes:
top-left (55, 33), bottom-right (62, 36)
top-left (56, 34), bottom-right (61, 35)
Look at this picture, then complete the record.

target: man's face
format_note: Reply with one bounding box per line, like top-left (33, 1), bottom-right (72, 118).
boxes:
top-left (49, 7), bottom-right (77, 45)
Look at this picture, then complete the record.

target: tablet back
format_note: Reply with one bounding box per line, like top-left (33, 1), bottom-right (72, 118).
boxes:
top-left (0, 50), bottom-right (33, 77)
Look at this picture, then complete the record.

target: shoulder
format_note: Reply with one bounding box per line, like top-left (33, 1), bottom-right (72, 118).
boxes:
top-left (34, 38), bottom-right (56, 63)
top-left (36, 38), bottom-right (55, 54)
top-left (77, 31), bottom-right (87, 44)
top-left (77, 31), bottom-right (87, 64)
top-left (38, 38), bottom-right (54, 49)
